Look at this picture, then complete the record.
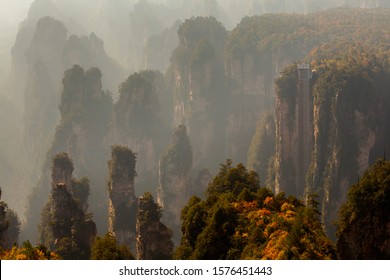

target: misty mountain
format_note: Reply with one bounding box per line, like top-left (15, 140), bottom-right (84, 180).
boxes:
top-left (0, 1), bottom-right (389, 259)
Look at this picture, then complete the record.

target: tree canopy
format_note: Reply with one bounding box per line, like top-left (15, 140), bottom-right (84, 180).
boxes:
top-left (176, 160), bottom-right (336, 260)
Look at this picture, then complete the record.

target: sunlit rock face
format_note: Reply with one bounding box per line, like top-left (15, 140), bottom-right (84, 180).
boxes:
top-left (274, 61), bottom-right (390, 239)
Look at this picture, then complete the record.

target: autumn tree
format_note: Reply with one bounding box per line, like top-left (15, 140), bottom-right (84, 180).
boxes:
top-left (176, 160), bottom-right (336, 260)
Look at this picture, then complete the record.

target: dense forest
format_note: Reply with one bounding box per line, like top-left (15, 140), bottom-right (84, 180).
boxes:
top-left (1, 0), bottom-right (390, 260)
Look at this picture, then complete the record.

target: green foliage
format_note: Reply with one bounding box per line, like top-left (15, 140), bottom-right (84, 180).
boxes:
top-left (39, 153), bottom-right (97, 260)
top-left (190, 38), bottom-right (215, 70)
top-left (275, 64), bottom-right (298, 106)
top-left (115, 70), bottom-right (162, 137)
top-left (179, 196), bottom-right (207, 249)
top-left (108, 145), bottom-right (137, 181)
top-left (91, 233), bottom-right (134, 260)
top-left (4, 209), bottom-right (21, 249)
top-left (170, 16), bottom-right (227, 88)
top-left (207, 159), bottom-right (260, 200)
top-left (138, 192), bottom-right (162, 225)
top-left (0, 199), bottom-right (20, 249)
top-left (55, 237), bottom-right (82, 260)
top-left (176, 161), bottom-right (336, 260)
top-left (137, 192), bottom-right (174, 260)
top-left (177, 16), bottom-right (227, 51)
top-left (337, 159), bottom-right (390, 259)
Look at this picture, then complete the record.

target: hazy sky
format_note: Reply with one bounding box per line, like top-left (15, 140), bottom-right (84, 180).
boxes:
top-left (0, 0), bottom-right (32, 24)
top-left (0, 1), bottom-right (33, 64)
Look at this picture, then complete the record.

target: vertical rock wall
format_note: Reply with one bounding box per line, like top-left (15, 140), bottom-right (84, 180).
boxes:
top-left (39, 153), bottom-right (96, 259)
top-left (157, 125), bottom-right (192, 244)
top-left (107, 146), bottom-right (138, 252)
top-left (274, 61), bottom-right (389, 238)
top-left (136, 192), bottom-right (173, 260)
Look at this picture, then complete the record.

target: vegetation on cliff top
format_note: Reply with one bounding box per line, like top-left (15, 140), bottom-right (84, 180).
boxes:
top-left (175, 160), bottom-right (336, 260)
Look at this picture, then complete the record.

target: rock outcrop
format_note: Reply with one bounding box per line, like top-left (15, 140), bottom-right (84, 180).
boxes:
top-left (25, 65), bottom-right (112, 240)
top-left (62, 32), bottom-right (126, 96)
top-left (157, 124), bottom-right (192, 244)
top-left (247, 111), bottom-right (276, 187)
top-left (15, 16), bottom-right (67, 186)
top-left (167, 16), bottom-right (228, 170)
top-left (136, 192), bottom-right (173, 260)
top-left (107, 146), bottom-right (138, 252)
top-left (110, 70), bottom-right (169, 195)
top-left (274, 64), bottom-right (314, 197)
top-left (39, 153), bottom-right (96, 259)
top-left (274, 58), bottom-right (390, 238)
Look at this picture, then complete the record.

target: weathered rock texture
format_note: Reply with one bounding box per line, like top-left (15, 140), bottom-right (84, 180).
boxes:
top-left (274, 60), bottom-right (390, 238)
top-left (247, 111), bottom-right (276, 187)
top-left (25, 65), bottom-right (112, 240)
top-left (39, 153), bottom-right (96, 259)
top-left (274, 64), bottom-right (314, 197)
top-left (107, 146), bottom-right (138, 252)
top-left (51, 153), bottom-right (74, 195)
top-left (157, 125), bottom-right (192, 244)
top-left (136, 192), bottom-right (173, 260)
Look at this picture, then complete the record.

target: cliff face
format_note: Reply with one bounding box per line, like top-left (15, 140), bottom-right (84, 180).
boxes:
top-left (157, 125), bottom-right (192, 244)
top-left (274, 64), bottom-right (313, 197)
top-left (39, 153), bottom-right (96, 259)
top-left (136, 192), bottom-right (173, 260)
top-left (62, 33), bottom-right (126, 95)
top-left (14, 17), bottom-right (67, 188)
top-left (25, 65), bottom-right (112, 240)
top-left (107, 146), bottom-right (138, 252)
top-left (274, 60), bottom-right (390, 238)
top-left (168, 16), bottom-right (228, 170)
top-left (224, 16), bottom-right (307, 163)
top-left (111, 70), bottom-right (168, 195)
top-left (49, 185), bottom-right (96, 255)
top-left (247, 112), bottom-right (276, 187)
top-left (53, 65), bottom-right (112, 231)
